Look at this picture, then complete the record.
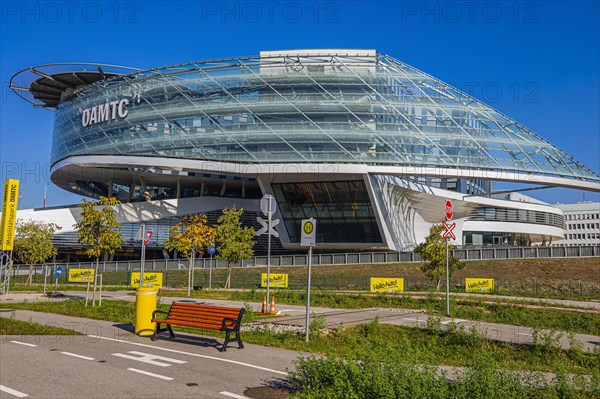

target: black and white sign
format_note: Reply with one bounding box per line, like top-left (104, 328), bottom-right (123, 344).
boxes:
top-left (256, 217), bottom-right (279, 237)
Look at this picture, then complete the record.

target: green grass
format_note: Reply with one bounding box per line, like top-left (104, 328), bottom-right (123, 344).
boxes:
top-left (0, 316), bottom-right (83, 335)
top-left (245, 317), bottom-right (600, 377)
top-left (288, 354), bottom-right (600, 399)
top-left (0, 299), bottom-right (597, 377)
top-left (158, 289), bottom-right (600, 335)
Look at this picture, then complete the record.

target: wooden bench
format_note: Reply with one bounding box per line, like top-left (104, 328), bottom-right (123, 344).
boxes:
top-left (151, 302), bottom-right (245, 352)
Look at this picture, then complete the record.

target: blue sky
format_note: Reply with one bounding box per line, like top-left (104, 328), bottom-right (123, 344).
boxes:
top-left (1, 0), bottom-right (599, 209)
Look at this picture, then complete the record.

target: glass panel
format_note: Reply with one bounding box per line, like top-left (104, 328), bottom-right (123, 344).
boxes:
top-left (272, 180), bottom-right (382, 244)
top-left (49, 54), bottom-right (597, 187)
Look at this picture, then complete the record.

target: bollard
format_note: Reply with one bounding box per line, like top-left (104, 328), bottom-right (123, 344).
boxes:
top-left (135, 287), bottom-right (158, 336)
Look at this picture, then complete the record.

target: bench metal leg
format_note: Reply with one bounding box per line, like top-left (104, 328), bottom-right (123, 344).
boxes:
top-left (221, 331), bottom-right (231, 352)
top-left (221, 330), bottom-right (243, 352)
top-left (151, 323), bottom-right (161, 341)
top-left (236, 331), bottom-right (244, 349)
top-left (167, 324), bottom-right (176, 339)
top-left (152, 323), bottom-right (175, 341)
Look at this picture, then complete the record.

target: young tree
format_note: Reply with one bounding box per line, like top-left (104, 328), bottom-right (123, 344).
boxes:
top-left (414, 224), bottom-right (465, 292)
top-left (74, 196), bottom-right (122, 305)
top-left (216, 206), bottom-right (255, 289)
top-left (14, 220), bottom-right (61, 285)
top-left (164, 214), bottom-right (216, 292)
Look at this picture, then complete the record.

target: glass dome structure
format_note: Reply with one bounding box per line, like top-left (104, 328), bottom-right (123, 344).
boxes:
top-left (11, 50), bottom-right (600, 193)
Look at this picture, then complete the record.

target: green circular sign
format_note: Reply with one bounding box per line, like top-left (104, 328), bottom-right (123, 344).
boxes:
top-left (303, 220), bottom-right (314, 234)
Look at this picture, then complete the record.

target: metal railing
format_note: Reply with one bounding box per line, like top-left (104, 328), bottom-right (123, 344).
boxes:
top-left (7, 245), bottom-right (599, 277)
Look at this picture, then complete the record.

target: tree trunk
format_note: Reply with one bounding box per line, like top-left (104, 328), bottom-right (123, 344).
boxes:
top-left (436, 277), bottom-right (441, 292)
top-left (25, 264), bottom-right (34, 285)
top-left (92, 257), bottom-right (99, 306)
top-left (225, 264), bottom-right (232, 289)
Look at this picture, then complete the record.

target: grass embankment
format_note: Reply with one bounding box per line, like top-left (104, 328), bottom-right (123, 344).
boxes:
top-left (0, 315), bottom-right (83, 335)
top-left (7, 283), bottom-right (131, 292)
top-left (158, 289), bottom-right (600, 336)
top-left (10, 257), bottom-right (600, 299)
top-left (0, 299), bottom-right (598, 379)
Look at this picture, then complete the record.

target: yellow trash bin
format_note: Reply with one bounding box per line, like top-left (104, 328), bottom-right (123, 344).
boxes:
top-left (135, 287), bottom-right (158, 336)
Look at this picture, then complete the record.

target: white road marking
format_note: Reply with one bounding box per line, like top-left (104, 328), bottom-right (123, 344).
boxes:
top-left (220, 392), bottom-right (250, 399)
top-left (127, 368), bottom-right (173, 381)
top-left (61, 352), bottom-right (95, 361)
top-left (9, 341), bottom-right (37, 348)
top-left (112, 351), bottom-right (187, 367)
top-left (401, 317), bottom-right (426, 323)
top-left (0, 385), bottom-right (29, 398)
top-left (441, 319), bottom-right (469, 325)
top-left (89, 335), bottom-right (287, 376)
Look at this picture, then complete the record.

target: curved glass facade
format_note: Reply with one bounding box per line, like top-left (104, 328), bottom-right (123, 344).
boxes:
top-left (51, 50), bottom-right (598, 184)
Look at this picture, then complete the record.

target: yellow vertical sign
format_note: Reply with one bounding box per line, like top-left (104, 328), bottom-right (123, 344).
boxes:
top-left (0, 179), bottom-right (20, 251)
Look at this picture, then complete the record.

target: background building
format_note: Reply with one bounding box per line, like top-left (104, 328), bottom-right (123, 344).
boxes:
top-left (8, 49), bottom-right (600, 259)
top-left (553, 202), bottom-right (600, 247)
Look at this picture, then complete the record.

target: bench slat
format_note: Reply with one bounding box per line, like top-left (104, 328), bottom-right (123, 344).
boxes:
top-left (169, 309), bottom-right (241, 318)
top-left (171, 304), bottom-right (242, 312)
top-left (152, 302), bottom-right (245, 351)
top-left (155, 320), bottom-right (223, 331)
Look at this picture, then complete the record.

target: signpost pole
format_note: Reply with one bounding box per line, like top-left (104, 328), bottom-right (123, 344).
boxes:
top-left (188, 247), bottom-right (194, 296)
top-left (54, 265), bottom-right (59, 294)
top-left (140, 223), bottom-right (146, 288)
top-left (444, 200), bottom-right (453, 317)
top-left (208, 244), bottom-right (216, 289)
top-left (305, 244), bottom-right (312, 342)
top-left (301, 218), bottom-right (316, 342)
top-left (446, 237), bottom-right (450, 316)
top-left (191, 248), bottom-right (196, 293)
top-left (266, 195), bottom-right (272, 309)
top-left (209, 252), bottom-right (213, 289)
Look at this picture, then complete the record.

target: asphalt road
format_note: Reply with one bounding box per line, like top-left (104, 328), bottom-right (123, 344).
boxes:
top-left (1, 330), bottom-right (298, 399)
top-left (1, 290), bottom-right (598, 399)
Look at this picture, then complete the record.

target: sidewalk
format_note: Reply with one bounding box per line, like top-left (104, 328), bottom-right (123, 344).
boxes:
top-left (1, 291), bottom-right (598, 353)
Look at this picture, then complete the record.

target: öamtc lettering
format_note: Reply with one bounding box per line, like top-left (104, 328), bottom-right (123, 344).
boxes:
top-left (81, 98), bottom-right (129, 127)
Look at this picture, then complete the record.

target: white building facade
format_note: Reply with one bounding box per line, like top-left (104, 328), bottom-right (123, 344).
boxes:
top-left (554, 202), bottom-right (600, 246)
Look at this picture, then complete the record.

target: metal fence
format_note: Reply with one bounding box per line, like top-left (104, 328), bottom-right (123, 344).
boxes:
top-left (8, 245), bottom-right (599, 278)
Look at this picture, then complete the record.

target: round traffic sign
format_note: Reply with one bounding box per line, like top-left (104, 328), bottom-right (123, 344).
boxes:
top-left (55, 265), bottom-right (62, 279)
top-left (303, 220), bottom-right (314, 234)
top-left (445, 200), bottom-right (453, 220)
top-left (208, 245), bottom-right (216, 255)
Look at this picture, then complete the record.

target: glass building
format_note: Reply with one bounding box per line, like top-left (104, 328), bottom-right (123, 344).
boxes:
top-left (10, 49), bottom-right (600, 256)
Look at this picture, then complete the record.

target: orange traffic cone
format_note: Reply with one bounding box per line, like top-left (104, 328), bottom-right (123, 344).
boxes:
top-left (269, 296), bottom-right (276, 315)
top-left (261, 296), bottom-right (267, 314)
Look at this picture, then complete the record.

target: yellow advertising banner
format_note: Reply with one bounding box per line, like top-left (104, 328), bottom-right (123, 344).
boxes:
top-left (465, 278), bottom-right (494, 293)
top-left (370, 277), bottom-right (404, 293)
top-left (68, 268), bottom-right (95, 282)
top-left (0, 179), bottom-right (20, 251)
top-left (130, 272), bottom-right (163, 288)
top-left (261, 273), bottom-right (288, 288)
